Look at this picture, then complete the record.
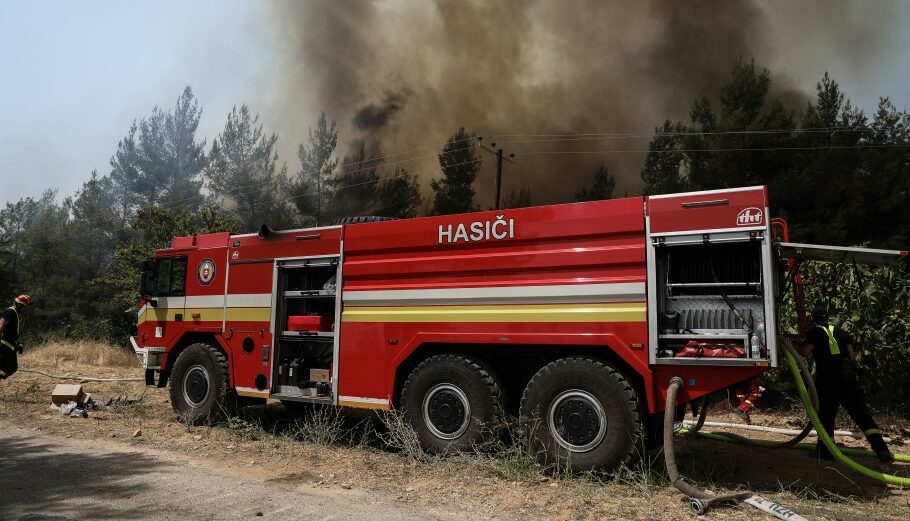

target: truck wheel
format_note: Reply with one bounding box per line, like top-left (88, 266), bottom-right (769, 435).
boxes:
top-left (169, 343), bottom-right (230, 424)
top-left (519, 357), bottom-right (641, 473)
top-left (401, 354), bottom-right (505, 453)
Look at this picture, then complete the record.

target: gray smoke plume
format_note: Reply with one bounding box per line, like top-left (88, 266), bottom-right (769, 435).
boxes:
top-left (266, 0), bottom-right (898, 207)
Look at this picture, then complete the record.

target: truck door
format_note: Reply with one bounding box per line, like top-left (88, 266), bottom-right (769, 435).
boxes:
top-left (141, 256), bottom-right (187, 350)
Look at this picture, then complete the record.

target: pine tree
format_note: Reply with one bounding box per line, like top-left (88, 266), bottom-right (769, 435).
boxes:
top-left (640, 121), bottom-right (688, 195)
top-left (503, 186), bottom-right (533, 208)
top-left (575, 163), bottom-right (615, 201)
top-left (207, 105), bottom-right (292, 232)
top-left (328, 141), bottom-right (379, 222)
top-left (108, 87), bottom-right (207, 216)
top-left (294, 112), bottom-right (338, 225)
top-left (431, 128), bottom-right (481, 214)
top-left (376, 167), bottom-right (422, 218)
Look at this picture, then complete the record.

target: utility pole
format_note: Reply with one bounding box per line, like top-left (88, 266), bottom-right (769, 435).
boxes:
top-left (477, 137), bottom-right (515, 210)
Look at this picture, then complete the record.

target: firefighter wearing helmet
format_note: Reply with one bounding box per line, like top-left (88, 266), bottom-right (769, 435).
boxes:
top-left (798, 305), bottom-right (894, 463)
top-left (0, 294), bottom-right (32, 380)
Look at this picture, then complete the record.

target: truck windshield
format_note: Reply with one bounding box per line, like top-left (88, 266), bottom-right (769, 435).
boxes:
top-left (142, 257), bottom-right (187, 296)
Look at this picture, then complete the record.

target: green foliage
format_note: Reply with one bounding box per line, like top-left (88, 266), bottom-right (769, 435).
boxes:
top-left (792, 260), bottom-right (910, 409)
top-left (503, 186), bottom-right (533, 209)
top-left (641, 60), bottom-right (910, 249)
top-left (327, 141), bottom-right (379, 222)
top-left (101, 205), bottom-right (237, 308)
top-left (376, 167), bottom-right (423, 218)
top-left (295, 112), bottom-right (339, 225)
top-left (431, 128), bottom-right (481, 214)
top-left (109, 87), bottom-right (207, 214)
top-left (575, 163), bottom-right (615, 202)
top-left (207, 104), bottom-right (294, 232)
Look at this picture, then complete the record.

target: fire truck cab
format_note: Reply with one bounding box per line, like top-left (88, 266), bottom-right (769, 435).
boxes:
top-left (131, 185), bottom-right (906, 472)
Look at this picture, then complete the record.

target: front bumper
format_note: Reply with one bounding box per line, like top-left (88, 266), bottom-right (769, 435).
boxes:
top-left (130, 336), bottom-right (166, 370)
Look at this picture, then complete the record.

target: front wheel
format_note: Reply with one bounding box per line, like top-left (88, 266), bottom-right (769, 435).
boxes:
top-left (519, 357), bottom-right (642, 473)
top-left (169, 343), bottom-right (229, 424)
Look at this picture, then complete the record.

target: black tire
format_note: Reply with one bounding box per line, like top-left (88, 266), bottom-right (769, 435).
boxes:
top-left (519, 357), bottom-right (642, 473)
top-left (401, 354), bottom-right (506, 453)
top-left (169, 343), bottom-right (230, 424)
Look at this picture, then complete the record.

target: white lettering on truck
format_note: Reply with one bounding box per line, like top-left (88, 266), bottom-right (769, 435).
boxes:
top-left (438, 215), bottom-right (515, 244)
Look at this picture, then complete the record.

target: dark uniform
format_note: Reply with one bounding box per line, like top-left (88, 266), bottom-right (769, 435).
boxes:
top-left (806, 322), bottom-right (891, 460)
top-left (0, 306), bottom-right (21, 380)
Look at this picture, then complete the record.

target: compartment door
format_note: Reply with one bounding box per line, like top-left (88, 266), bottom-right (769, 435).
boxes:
top-left (647, 186), bottom-right (768, 236)
top-left (776, 242), bottom-right (907, 266)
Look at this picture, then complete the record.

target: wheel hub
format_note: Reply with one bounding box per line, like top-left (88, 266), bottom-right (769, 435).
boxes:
top-left (548, 390), bottom-right (607, 453)
top-left (183, 365), bottom-right (211, 407)
top-left (423, 383), bottom-right (471, 440)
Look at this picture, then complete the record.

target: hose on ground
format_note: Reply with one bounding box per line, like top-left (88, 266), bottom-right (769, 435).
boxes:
top-left (17, 368), bottom-right (144, 383)
top-left (782, 346), bottom-right (910, 486)
top-left (663, 376), bottom-right (754, 512)
top-left (684, 336), bottom-right (909, 463)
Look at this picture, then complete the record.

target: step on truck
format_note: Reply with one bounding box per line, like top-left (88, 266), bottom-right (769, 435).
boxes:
top-left (130, 185), bottom-right (907, 472)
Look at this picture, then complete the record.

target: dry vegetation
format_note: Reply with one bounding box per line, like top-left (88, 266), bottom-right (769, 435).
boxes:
top-left (2, 342), bottom-right (909, 520)
top-left (21, 340), bottom-right (142, 373)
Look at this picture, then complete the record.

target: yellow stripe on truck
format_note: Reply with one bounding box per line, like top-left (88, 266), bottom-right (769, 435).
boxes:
top-left (341, 302), bottom-right (646, 323)
top-left (224, 308), bottom-right (272, 322)
top-left (138, 307), bottom-right (271, 324)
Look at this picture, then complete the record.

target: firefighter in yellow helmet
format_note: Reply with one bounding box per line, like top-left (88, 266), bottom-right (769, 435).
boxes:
top-left (0, 295), bottom-right (32, 380)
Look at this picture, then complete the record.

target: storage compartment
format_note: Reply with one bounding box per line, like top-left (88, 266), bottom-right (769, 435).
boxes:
top-left (287, 315), bottom-right (333, 332)
top-left (274, 338), bottom-right (333, 397)
top-left (651, 236), bottom-right (771, 363)
top-left (271, 257), bottom-right (340, 402)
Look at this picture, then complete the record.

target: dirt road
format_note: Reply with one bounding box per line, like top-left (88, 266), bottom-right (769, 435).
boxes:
top-left (3, 344), bottom-right (910, 521)
top-left (0, 425), bottom-right (480, 521)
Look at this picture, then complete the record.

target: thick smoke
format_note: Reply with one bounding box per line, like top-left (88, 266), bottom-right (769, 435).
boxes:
top-left (266, 0), bottom-right (897, 206)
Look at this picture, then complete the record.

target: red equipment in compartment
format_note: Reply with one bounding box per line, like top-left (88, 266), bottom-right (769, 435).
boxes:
top-left (287, 315), bottom-right (332, 332)
top-left (674, 340), bottom-right (745, 359)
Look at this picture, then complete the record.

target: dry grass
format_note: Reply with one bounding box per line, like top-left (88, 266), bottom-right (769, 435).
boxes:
top-left (21, 340), bottom-right (140, 372)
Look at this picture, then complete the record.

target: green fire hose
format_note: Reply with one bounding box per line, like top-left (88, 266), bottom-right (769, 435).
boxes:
top-left (665, 336), bottom-right (909, 516)
top-left (781, 345), bottom-right (910, 485)
top-left (673, 337), bottom-right (909, 489)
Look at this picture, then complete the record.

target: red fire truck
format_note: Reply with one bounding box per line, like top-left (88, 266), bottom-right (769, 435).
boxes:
top-left (131, 185), bottom-right (906, 471)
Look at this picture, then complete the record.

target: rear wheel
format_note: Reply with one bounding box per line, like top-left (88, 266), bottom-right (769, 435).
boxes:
top-left (169, 343), bottom-right (229, 424)
top-left (519, 357), bottom-right (642, 473)
top-left (401, 354), bottom-right (505, 453)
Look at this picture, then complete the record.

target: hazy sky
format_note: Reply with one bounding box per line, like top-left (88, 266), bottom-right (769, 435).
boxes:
top-left (2, 1), bottom-right (910, 205)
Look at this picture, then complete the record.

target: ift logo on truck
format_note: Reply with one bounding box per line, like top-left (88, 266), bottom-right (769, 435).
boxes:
top-left (736, 207), bottom-right (763, 226)
top-left (438, 214), bottom-right (515, 244)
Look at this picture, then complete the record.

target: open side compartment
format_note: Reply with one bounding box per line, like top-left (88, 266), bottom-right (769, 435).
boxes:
top-left (270, 257), bottom-right (340, 404)
top-left (648, 231), bottom-right (776, 366)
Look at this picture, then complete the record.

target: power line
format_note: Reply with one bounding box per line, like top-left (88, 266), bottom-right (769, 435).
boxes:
top-left (514, 143), bottom-right (910, 155)
top-left (158, 126), bottom-right (881, 211)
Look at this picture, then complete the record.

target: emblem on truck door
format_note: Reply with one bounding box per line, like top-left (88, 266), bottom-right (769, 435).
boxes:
top-left (197, 258), bottom-right (216, 285)
top-left (438, 215), bottom-right (515, 244)
top-left (736, 207), bottom-right (763, 226)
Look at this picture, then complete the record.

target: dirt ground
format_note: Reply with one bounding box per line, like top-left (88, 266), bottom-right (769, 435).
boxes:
top-left (2, 344), bottom-right (909, 521)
